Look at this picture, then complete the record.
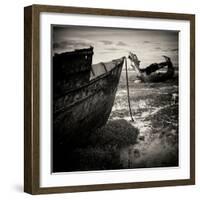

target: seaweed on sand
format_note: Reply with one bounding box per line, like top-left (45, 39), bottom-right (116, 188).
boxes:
top-left (53, 119), bottom-right (139, 172)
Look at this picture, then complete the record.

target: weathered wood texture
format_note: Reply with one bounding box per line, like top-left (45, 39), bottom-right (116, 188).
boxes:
top-left (53, 58), bottom-right (124, 144)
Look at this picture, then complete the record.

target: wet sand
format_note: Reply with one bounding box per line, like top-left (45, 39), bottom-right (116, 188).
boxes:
top-left (109, 71), bottom-right (179, 168)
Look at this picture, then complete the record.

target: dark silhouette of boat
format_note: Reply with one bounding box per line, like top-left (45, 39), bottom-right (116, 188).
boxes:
top-left (128, 52), bottom-right (174, 82)
top-left (53, 47), bottom-right (124, 143)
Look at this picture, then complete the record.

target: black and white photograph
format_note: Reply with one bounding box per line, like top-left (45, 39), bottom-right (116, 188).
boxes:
top-left (52, 25), bottom-right (179, 173)
top-left (23, 4), bottom-right (195, 194)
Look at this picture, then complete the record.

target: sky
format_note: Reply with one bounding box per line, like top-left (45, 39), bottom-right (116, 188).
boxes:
top-left (52, 25), bottom-right (178, 67)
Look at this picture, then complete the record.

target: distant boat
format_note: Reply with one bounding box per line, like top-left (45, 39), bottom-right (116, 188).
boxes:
top-left (128, 52), bottom-right (174, 82)
top-left (53, 47), bottom-right (124, 143)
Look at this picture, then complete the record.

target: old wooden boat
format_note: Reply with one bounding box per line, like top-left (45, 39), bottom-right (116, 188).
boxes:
top-left (128, 52), bottom-right (174, 82)
top-left (53, 47), bottom-right (124, 143)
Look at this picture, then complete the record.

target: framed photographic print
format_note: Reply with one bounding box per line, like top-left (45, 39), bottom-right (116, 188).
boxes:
top-left (24, 4), bottom-right (195, 194)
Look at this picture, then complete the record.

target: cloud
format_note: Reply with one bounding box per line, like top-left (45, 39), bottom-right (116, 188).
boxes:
top-left (53, 39), bottom-right (93, 52)
top-left (162, 48), bottom-right (178, 52)
top-left (171, 48), bottom-right (178, 52)
top-left (105, 47), bottom-right (120, 51)
top-left (53, 41), bottom-right (69, 49)
top-left (116, 41), bottom-right (127, 46)
top-left (100, 40), bottom-right (113, 45)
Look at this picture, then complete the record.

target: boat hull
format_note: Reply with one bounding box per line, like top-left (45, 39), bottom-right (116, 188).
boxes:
top-left (53, 58), bottom-right (124, 144)
top-left (137, 68), bottom-right (174, 82)
top-left (53, 47), bottom-right (94, 98)
top-left (128, 53), bottom-right (175, 83)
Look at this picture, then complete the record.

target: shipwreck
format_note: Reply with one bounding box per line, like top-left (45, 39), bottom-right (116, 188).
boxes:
top-left (128, 52), bottom-right (175, 82)
top-left (53, 47), bottom-right (124, 144)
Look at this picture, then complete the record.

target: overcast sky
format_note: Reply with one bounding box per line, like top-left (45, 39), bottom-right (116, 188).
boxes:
top-left (52, 25), bottom-right (178, 67)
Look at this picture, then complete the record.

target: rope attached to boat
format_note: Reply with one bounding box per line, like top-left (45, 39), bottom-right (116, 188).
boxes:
top-left (124, 57), bottom-right (134, 122)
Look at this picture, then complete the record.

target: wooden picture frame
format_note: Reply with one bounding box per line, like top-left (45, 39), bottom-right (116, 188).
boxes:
top-left (24, 4), bottom-right (195, 194)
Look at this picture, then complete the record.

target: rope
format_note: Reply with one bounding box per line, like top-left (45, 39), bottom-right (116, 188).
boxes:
top-left (125, 57), bottom-right (134, 122)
